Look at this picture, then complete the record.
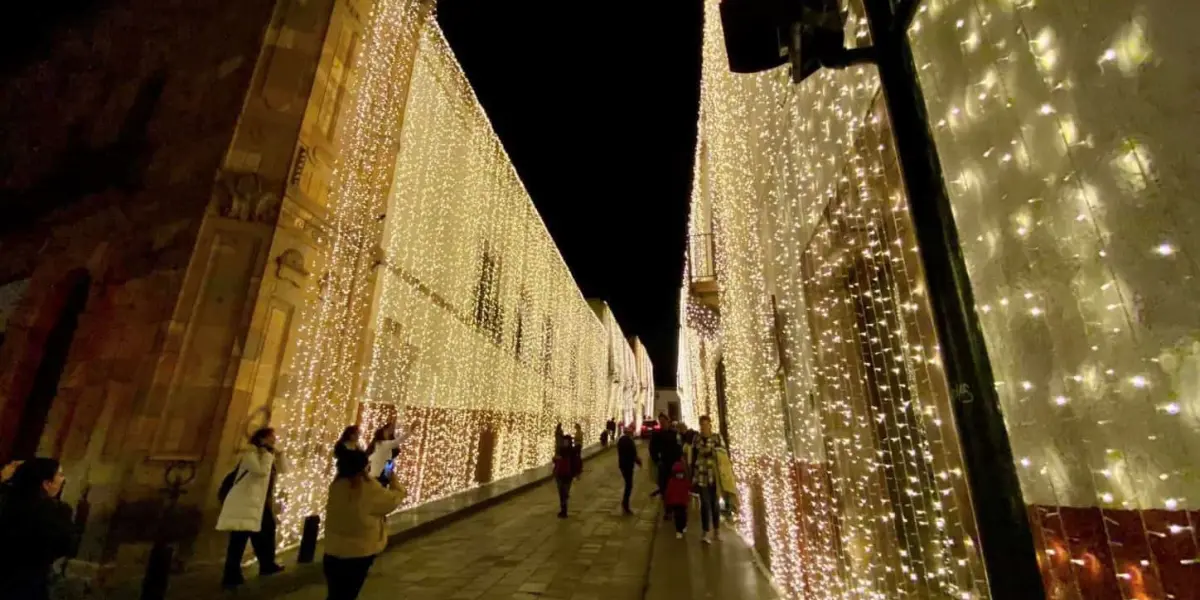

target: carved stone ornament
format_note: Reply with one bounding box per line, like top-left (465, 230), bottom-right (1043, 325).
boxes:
top-left (275, 248), bottom-right (310, 288)
top-left (210, 170), bottom-right (281, 224)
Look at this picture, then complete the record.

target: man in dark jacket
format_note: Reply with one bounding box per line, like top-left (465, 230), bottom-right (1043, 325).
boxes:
top-left (647, 413), bottom-right (681, 519)
top-left (616, 426), bottom-right (641, 514)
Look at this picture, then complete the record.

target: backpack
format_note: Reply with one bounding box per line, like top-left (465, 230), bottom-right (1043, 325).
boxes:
top-left (217, 461), bottom-right (246, 503)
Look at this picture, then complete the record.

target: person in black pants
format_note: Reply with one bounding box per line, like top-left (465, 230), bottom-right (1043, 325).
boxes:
top-left (616, 426), bottom-right (641, 514)
top-left (647, 413), bottom-right (681, 520)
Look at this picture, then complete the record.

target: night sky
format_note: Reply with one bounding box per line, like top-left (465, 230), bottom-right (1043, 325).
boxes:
top-left (438, 2), bottom-right (704, 386)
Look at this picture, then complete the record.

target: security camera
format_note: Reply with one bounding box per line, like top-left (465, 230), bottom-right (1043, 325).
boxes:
top-left (719, 0), bottom-right (870, 84)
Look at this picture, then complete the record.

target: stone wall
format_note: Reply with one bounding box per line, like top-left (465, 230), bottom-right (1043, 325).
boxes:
top-left (0, 0), bottom-right (290, 582)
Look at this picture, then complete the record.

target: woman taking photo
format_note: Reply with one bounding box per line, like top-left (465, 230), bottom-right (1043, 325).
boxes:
top-left (324, 448), bottom-right (406, 599)
top-left (0, 458), bottom-right (77, 600)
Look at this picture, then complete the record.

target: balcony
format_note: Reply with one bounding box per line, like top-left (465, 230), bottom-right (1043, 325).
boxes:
top-left (688, 232), bottom-right (719, 309)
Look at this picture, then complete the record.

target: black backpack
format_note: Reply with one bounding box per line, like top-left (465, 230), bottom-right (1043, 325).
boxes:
top-left (217, 462), bottom-right (246, 503)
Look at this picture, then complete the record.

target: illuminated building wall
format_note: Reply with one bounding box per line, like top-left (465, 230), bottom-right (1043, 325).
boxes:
top-left (681, 0), bottom-right (991, 597)
top-left (909, 0), bottom-right (1200, 597)
top-left (631, 336), bottom-right (655, 420)
top-left (589, 300), bottom-right (639, 425)
top-left (272, 3), bottom-right (610, 545)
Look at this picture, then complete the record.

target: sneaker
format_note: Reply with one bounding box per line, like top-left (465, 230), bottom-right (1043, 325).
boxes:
top-left (702, 534), bottom-right (712, 545)
top-left (260, 564), bottom-right (284, 576)
top-left (558, 511), bottom-right (567, 519)
top-left (676, 532), bottom-right (684, 539)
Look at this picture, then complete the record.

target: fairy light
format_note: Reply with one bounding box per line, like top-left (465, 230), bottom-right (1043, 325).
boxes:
top-left (630, 337), bottom-right (655, 420)
top-left (675, 2), bottom-right (990, 597)
top-left (273, 1), bottom-right (610, 545)
top-left (909, 0), bottom-right (1200, 596)
top-left (590, 301), bottom-right (639, 424)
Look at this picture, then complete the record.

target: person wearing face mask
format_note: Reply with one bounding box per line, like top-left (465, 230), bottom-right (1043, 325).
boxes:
top-left (0, 458), bottom-right (77, 600)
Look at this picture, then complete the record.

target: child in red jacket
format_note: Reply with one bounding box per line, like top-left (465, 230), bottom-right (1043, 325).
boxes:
top-left (663, 459), bottom-right (691, 538)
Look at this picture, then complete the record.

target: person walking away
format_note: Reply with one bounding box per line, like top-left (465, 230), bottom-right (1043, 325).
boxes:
top-left (663, 459), bottom-right (691, 539)
top-left (616, 426), bottom-right (641, 514)
top-left (366, 419), bottom-right (403, 485)
top-left (552, 434), bottom-right (576, 518)
top-left (691, 415), bottom-right (726, 543)
top-left (648, 413), bottom-right (681, 519)
top-left (217, 427), bottom-right (288, 589)
top-left (573, 423), bottom-right (585, 448)
top-left (323, 449), bottom-right (406, 600)
top-left (0, 458), bottom-right (76, 600)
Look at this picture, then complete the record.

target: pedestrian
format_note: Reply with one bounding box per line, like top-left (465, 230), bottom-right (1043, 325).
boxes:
top-left (663, 459), bottom-right (691, 539)
top-left (573, 423), bottom-right (584, 448)
top-left (334, 426), bottom-right (361, 461)
top-left (366, 419), bottom-right (403, 486)
top-left (691, 415), bottom-right (725, 543)
top-left (606, 418), bottom-right (617, 441)
top-left (553, 434), bottom-right (576, 518)
top-left (600, 429), bottom-right (609, 447)
top-left (648, 413), bottom-right (681, 519)
top-left (554, 423), bottom-right (565, 446)
top-left (0, 458), bottom-right (77, 600)
top-left (323, 449), bottom-right (406, 600)
top-left (217, 427), bottom-right (287, 590)
top-left (617, 426), bottom-right (641, 514)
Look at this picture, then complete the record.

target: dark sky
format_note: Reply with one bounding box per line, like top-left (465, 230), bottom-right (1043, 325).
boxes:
top-left (437, 2), bottom-right (703, 386)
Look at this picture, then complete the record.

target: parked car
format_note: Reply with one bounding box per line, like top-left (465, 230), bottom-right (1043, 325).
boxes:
top-left (639, 419), bottom-right (659, 439)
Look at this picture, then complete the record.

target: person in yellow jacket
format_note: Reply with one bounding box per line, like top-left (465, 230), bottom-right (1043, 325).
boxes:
top-left (323, 449), bottom-right (406, 600)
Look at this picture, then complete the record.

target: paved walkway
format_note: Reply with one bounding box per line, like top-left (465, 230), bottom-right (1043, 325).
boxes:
top-left (644, 509), bottom-right (780, 600)
top-left (274, 445), bottom-right (776, 600)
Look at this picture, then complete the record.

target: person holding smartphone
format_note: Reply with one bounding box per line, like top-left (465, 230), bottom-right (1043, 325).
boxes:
top-left (324, 449), bottom-right (406, 599)
top-left (366, 419), bottom-right (404, 485)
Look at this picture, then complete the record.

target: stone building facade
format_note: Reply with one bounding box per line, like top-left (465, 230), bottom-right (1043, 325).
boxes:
top-left (0, 0), bottom-right (389, 583)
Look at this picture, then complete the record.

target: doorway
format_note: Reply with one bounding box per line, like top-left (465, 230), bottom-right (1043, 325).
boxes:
top-left (10, 270), bottom-right (90, 460)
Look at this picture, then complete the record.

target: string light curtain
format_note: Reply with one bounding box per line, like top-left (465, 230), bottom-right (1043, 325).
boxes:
top-left (274, 0), bottom-right (609, 546)
top-left (590, 301), bottom-right (639, 426)
top-left (679, 0), bottom-right (991, 597)
top-left (909, 0), bottom-right (1200, 597)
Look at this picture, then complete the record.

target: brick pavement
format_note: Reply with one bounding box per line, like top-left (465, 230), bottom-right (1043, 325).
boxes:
top-left (278, 445), bottom-right (660, 600)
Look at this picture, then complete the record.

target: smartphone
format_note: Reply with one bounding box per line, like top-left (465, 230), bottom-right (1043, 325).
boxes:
top-left (382, 459), bottom-right (395, 478)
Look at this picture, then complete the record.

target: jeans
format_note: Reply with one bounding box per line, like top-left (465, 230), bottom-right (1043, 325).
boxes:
top-left (698, 484), bottom-right (720, 532)
top-left (222, 506), bottom-right (279, 586)
top-left (671, 504), bottom-right (688, 533)
top-left (555, 476), bottom-right (572, 515)
top-left (620, 466), bottom-right (634, 511)
top-left (323, 554), bottom-right (376, 600)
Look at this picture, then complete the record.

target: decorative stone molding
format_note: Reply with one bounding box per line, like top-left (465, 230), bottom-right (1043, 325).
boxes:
top-left (275, 248), bottom-right (310, 288)
top-left (210, 170), bottom-right (281, 224)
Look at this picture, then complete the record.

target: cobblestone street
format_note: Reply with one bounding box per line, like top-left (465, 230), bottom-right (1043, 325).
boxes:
top-left (274, 446), bottom-right (774, 600)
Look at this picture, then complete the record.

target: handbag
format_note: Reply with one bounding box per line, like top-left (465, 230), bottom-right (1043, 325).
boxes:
top-left (217, 460), bottom-right (246, 503)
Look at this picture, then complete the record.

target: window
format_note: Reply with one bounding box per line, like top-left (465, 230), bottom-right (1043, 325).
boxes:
top-left (472, 246), bottom-right (502, 343)
top-left (316, 25), bottom-right (358, 139)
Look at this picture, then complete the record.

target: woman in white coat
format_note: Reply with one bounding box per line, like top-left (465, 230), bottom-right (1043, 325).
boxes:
top-left (218, 427), bottom-right (288, 589)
